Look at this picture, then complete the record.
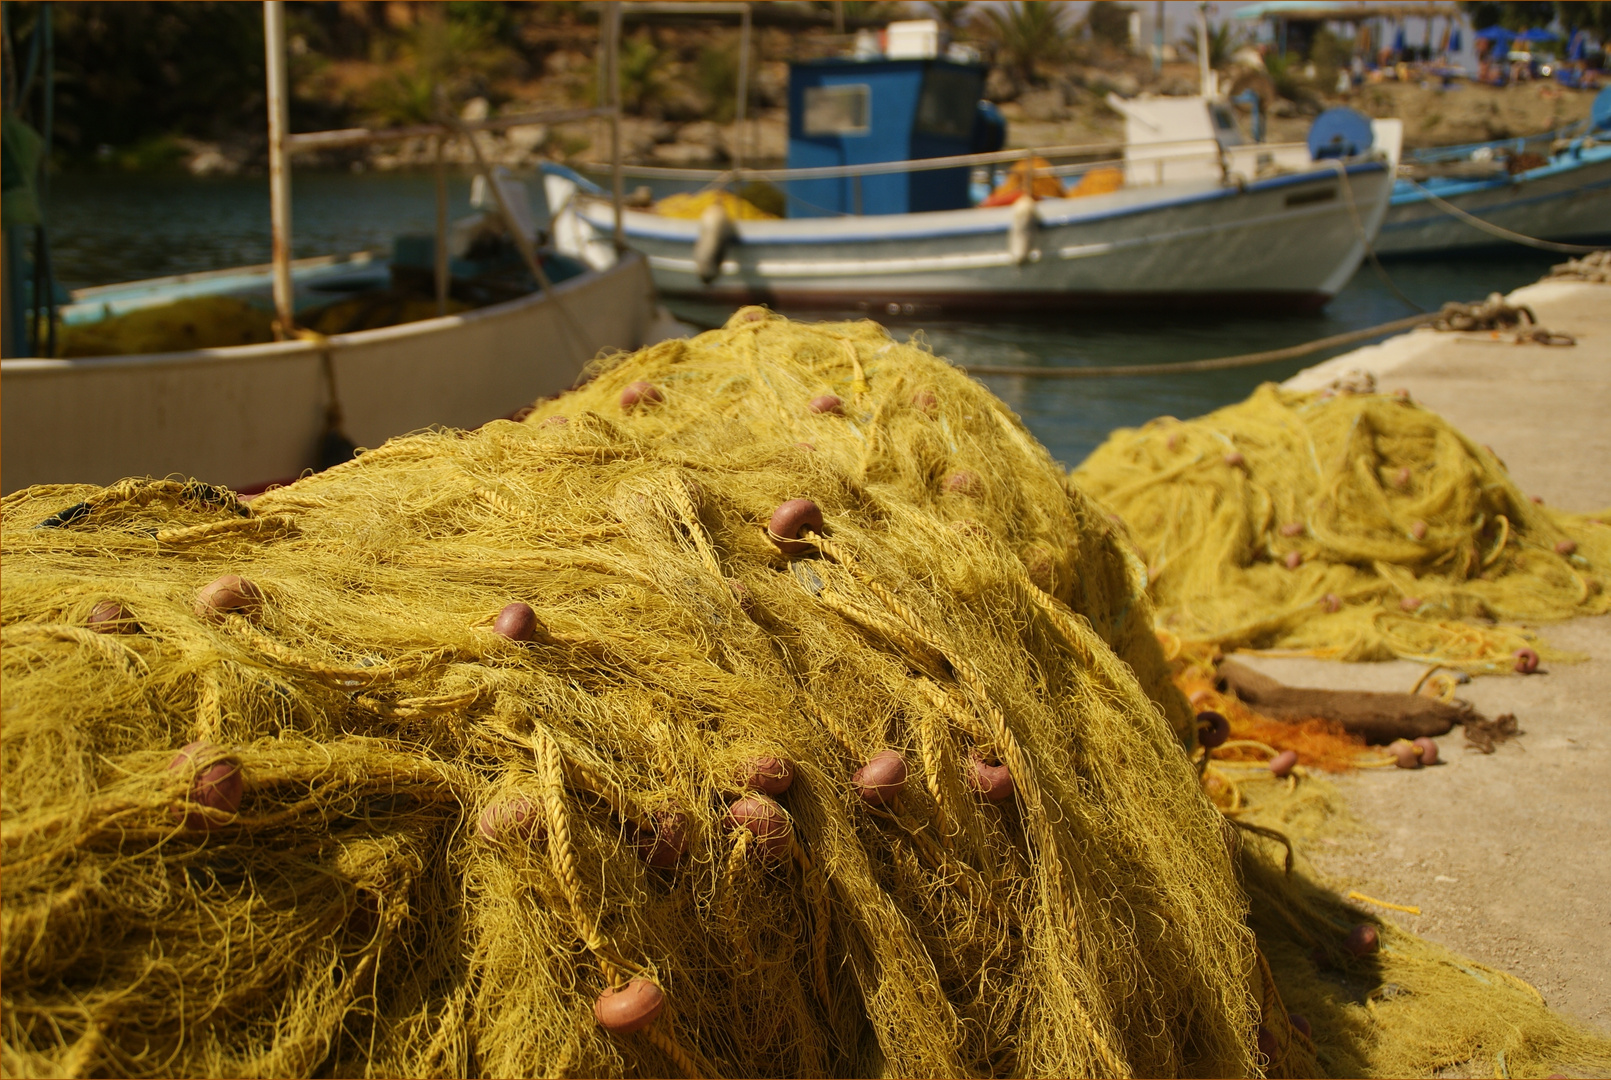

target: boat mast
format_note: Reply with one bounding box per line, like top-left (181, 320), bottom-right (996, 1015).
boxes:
top-left (1197, 2), bottom-right (1213, 98)
top-left (264, 0), bottom-right (295, 335)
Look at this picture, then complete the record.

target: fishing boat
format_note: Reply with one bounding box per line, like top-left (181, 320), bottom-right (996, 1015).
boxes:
top-left (1375, 87), bottom-right (1611, 256)
top-left (552, 36), bottom-right (1402, 318)
top-left (0, 3), bottom-right (660, 495)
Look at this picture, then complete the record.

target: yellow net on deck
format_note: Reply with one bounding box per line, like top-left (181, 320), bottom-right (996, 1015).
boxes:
top-left (57, 295), bottom-right (276, 357)
top-left (4, 313), bottom-right (1607, 1078)
top-left (652, 189), bottom-right (780, 221)
top-left (1072, 382), bottom-right (1611, 672)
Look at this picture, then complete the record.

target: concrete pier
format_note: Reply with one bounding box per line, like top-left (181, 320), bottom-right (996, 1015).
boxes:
top-left (1238, 275), bottom-right (1611, 1033)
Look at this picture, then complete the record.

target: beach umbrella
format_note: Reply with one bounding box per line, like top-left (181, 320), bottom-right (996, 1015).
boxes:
top-left (1474, 25), bottom-right (1513, 43)
top-left (1517, 27), bottom-right (1558, 44)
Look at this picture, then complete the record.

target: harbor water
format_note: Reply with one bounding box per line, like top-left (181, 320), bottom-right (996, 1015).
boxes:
top-left (48, 169), bottom-right (1560, 468)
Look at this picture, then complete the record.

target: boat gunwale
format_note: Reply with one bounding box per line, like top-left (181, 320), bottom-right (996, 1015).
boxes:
top-left (575, 158), bottom-right (1392, 245)
top-left (2, 251), bottom-right (649, 374)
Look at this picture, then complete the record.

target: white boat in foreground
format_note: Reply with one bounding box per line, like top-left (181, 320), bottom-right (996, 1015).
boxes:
top-left (0, 252), bottom-right (660, 494)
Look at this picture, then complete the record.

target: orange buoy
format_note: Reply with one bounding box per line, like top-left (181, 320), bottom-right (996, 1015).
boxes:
top-left (1390, 739), bottom-right (1423, 769)
top-left (167, 741), bottom-right (243, 830)
top-left (808, 394), bottom-right (843, 415)
top-left (767, 499), bottom-right (824, 555)
top-left (1320, 593), bottom-right (1342, 614)
top-left (1223, 451), bottom-right (1246, 468)
top-left (1411, 520), bottom-right (1428, 541)
top-left (478, 797), bottom-right (543, 843)
top-left (195, 575), bottom-right (263, 623)
top-left (1400, 596), bottom-right (1423, 612)
top-left (594, 979), bottom-right (666, 1035)
top-left (88, 600), bottom-right (139, 635)
top-left (634, 810), bottom-right (689, 868)
top-left (1344, 923), bottom-right (1380, 956)
top-left (1412, 737), bottom-right (1439, 766)
top-left (494, 602), bottom-right (543, 642)
top-left (852, 750), bottom-right (907, 807)
top-left (1513, 646), bottom-right (1540, 674)
top-left (1279, 522), bottom-right (1304, 537)
top-left (912, 389), bottom-right (938, 414)
top-left (620, 381), bottom-right (663, 410)
top-left (1555, 539), bottom-right (1577, 556)
top-left (967, 754), bottom-right (1014, 802)
top-left (1283, 551), bottom-right (1303, 570)
top-left (726, 795), bottom-right (792, 859)
top-left (944, 470), bottom-right (981, 497)
top-left (1269, 749), bottom-right (1299, 778)
top-left (741, 756), bottom-right (794, 796)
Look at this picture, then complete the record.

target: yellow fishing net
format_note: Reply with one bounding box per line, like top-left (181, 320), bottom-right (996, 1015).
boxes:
top-left (4, 312), bottom-right (1608, 1078)
top-left (653, 189), bottom-right (780, 221)
top-left (1072, 382), bottom-right (1611, 672)
top-left (57, 295), bottom-right (276, 357)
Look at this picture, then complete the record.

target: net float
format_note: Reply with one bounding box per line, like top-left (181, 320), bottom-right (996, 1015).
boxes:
top-left (1393, 388), bottom-right (1411, 401)
top-left (852, 750), bottom-right (908, 807)
top-left (968, 754), bottom-right (1015, 802)
top-left (167, 740), bottom-right (243, 831)
top-left (767, 498), bottom-right (823, 555)
top-left (1412, 737), bottom-right (1439, 766)
top-left (1269, 749), bottom-right (1299, 778)
top-left (620, 381), bottom-right (663, 410)
top-left (1289, 1014), bottom-right (1312, 1039)
top-left (1513, 647), bottom-right (1540, 674)
top-left (195, 574), bottom-right (263, 623)
top-left (594, 978), bottom-right (665, 1035)
top-left (478, 797), bottom-right (543, 843)
top-left (1411, 520), bottom-right (1428, 541)
top-left (727, 578), bottom-right (752, 611)
top-left (1166, 434), bottom-right (1181, 451)
top-left (1395, 466), bottom-right (1412, 489)
top-left (912, 389), bottom-right (938, 413)
top-left (88, 600), bottom-right (139, 635)
top-left (1188, 688), bottom-right (1216, 706)
top-left (944, 470), bottom-right (981, 497)
top-left (1197, 711), bottom-right (1230, 749)
top-left (1321, 593), bottom-right (1342, 614)
top-left (494, 602), bottom-right (544, 642)
top-left (808, 394), bottom-right (843, 415)
top-left (795, 441), bottom-right (815, 452)
top-left (1279, 522), bottom-right (1304, 537)
top-left (1256, 1025), bottom-right (1279, 1062)
top-left (1223, 451), bottom-right (1246, 468)
top-left (726, 795), bottom-right (793, 859)
top-left (540, 415), bottom-right (569, 427)
top-left (1529, 494), bottom-right (1543, 504)
top-left (1554, 539), bottom-right (1577, 556)
top-left (1390, 739), bottom-right (1423, 769)
top-left (1283, 551), bottom-right (1303, 570)
top-left (1344, 923), bottom-right (1380, 956)
top-left (1399, 596), bottom-right (1422, 612)
top-left (634, 810), bottom-right (689, 868)
top-left (741, 756), bottom-right (794, 796)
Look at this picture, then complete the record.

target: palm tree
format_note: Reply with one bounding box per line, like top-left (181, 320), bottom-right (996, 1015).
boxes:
top-left (979, 1), bottom-right (1073, 82)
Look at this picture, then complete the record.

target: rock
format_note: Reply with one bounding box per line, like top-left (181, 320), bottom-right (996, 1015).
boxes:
top-left (1018, 89), bottom-right (1070, 122)
top-left (461, 97), bottom-right (490, 122)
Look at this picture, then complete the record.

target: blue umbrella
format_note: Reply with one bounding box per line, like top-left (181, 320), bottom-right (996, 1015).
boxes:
top-left (1474, 26), bottom-right (1514, 43)
top-left (1517, 27), bottom-right (1559, 44)
top-left (1567, 29), bottom-right (1586, 61)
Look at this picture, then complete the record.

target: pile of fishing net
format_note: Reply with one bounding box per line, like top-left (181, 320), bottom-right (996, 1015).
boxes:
top-left (5, 311), bottom-right (1609, 1078)
top-left (1072, 382), bottom-right (1611, 673)
top-left (57, 295), bottom-right (276, 357)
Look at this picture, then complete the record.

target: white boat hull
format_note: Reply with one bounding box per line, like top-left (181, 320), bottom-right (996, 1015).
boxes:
top-left (568, 162), bottom-right (1396, 317)
top-left (1, 252), bottom-right (660, 494)
top-left (1376, 149), bottom-right (1611, 256)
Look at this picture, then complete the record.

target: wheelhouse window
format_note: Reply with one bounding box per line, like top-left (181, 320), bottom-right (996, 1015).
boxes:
top-left (803, 84), bottom-right (871, 136)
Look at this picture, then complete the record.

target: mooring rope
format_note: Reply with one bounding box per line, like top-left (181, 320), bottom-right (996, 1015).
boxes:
top-left (957, 312), bottom-right (1434, 379)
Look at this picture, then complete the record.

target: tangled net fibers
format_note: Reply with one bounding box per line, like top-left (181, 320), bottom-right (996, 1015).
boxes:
top-left (6, 311), bottom-right (1609, 1078)
top-left (3, 309), bottom-right (1261, 1077)
top-left (1072, 383), bottom-right (1611, 672)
